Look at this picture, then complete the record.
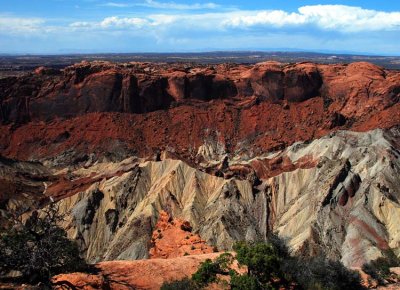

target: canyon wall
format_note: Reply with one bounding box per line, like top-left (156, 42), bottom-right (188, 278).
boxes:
top-left (0, 61), bottom-right (400, 270)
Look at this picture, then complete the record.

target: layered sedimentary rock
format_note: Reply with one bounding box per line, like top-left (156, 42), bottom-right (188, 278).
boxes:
top-left (2, 128), bottom-right (398, 268)
top-left (0, 61), bottom-right (399, 162)
top-left (0, 61), bottom-right (400, 273)
top-left (54, 128), bottom-right (400, 267)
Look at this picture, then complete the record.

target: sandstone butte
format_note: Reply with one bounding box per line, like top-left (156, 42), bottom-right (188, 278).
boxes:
top-left (1, 60), bottom-right (400, 289)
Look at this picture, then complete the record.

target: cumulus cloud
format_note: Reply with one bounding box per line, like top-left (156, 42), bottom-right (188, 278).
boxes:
top-left (102, 0), bottom-right (219, 10)
top-left (3, 4), bottom-right (400, 53)
top-left (70, 15), bottom-right (176, 30)
top-left (224, 5), bottom-right (400, 32)
top-left (69, 5), bottom-right (400, 33)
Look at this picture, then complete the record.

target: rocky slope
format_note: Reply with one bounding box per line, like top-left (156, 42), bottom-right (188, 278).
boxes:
top-left (1, 61), bottom-right (400, 285)
top-left (1, 127), bottom-right (399, 269)
top-left (54, 128), bottom-right (400, 267)
top-left (149, 210), bottom-right (215, 259)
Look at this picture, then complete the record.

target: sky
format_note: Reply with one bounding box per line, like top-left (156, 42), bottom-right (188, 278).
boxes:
top-left (0, 0), bottom-right (400, 55)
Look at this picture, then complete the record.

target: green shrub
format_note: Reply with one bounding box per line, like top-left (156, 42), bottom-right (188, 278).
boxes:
top-left (230, 273), bottom-right (261, 290)
top-left (163, 237), bottom-right (364, 290)
top-left (215, 252), bottom-right (234, 272)
top-left (191, 259), bottom-right (220, 286)
top-left (293, 256), bottom-right (362, 290)
top-left (362, 250), bottom-right (400, 283)
top-left (233, 241), bottom-right (281, 284)
top-left (0, 204), bottom-right (88, 285)
top-left (191, 253), bottom-right (234, 287)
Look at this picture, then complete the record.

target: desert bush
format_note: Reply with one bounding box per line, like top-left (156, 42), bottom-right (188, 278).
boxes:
top-left (191, 253), bottom-right (234, 287)
top-left (0, 203), bottom-right (87, 285)
top-left (230, 272), bottom-right (262, 290)
top-left (362, 250), bottom-right (400, 283)
top-left (233, 241), bottom-right (281, 285)
top-left (290, 255), bottom-right (362, 290)
top-left (233, 236), bottom-right (362, 290)
top-left (163, 236), bottom-right (364, 290)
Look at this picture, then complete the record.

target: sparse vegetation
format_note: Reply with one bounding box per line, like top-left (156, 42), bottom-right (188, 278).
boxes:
top-left (291, 256), bottom-right (363, 290)
top-left (233, 241), bottom-right (281, 286)
top-left (362, 250), bottom-right (400, 284)
top-left (230, 272), bottom-right (261, 290)
top-left (0, 203), bottom-right (88, 286)
top-left (161, 235), bottom-right (364, 290)
top-left (191, 253), bottom-right (234, 287)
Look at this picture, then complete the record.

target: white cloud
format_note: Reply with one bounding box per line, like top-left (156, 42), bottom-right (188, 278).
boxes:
top-left (70, 21), bottom-right (92, 28)
top-left (102, 0), bottom-right (219, 10)
top-left (224, 5), bottom-right (400, 32)
top-left (0, 16), bottom-right (46, 34)
top-left (142, 0), bottom-right (219, 10)
top-left (103, 2), bottom-right (130, 8)
top-left (100, 16), bottom-right (149, 28)
top-left (3, 4), bottom-right (400, 44)
top-left (69, 5), bottom-right (400, 33)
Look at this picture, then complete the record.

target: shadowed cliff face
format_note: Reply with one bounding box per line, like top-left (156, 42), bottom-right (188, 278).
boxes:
top-left (0, 61), bottom-right (398, 124)
top-left (1, 61), bottom-right (400, 272)
top-left (0, 61), bottom-right (322, 122)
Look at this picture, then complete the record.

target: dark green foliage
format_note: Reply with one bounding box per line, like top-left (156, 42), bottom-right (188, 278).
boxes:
top-left (362, 250), bottom-right (400, 284)
top-left (292, 256), bottom-right (362, 290)
top-left (0, 204), bottom-right (88, 285)
top-left (163, 235), bottom-right (364, 290)
top-left (160, 277), bottom-right (199, 290)
top-left (233, 241), bottom-right (281, 284)
top-left (233, 236), bottom-right (362, 290)
top-left (191, 259), bottom-right (221, 286)
top-left (215, 252), bottom-right (235, 272)
top-left (191, 253), bottom-right (234, 287)
top-left (230, 272), bottom-right (261, 290)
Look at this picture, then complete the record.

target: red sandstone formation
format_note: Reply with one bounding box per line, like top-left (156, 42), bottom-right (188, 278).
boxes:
top-left (149, 211), bottom-right (214, 259)
top-left (52, 253), bottom-right (223, 290)
top-left (0, 61), bottom-right (399, 162)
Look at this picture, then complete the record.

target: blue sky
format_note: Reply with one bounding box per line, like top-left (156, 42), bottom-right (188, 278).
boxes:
top-left (1, 0), bottom-right (399, 55)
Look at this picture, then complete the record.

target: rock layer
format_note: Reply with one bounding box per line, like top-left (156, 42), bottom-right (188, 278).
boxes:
top-left (0, 61), bottom-right (399, 163)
